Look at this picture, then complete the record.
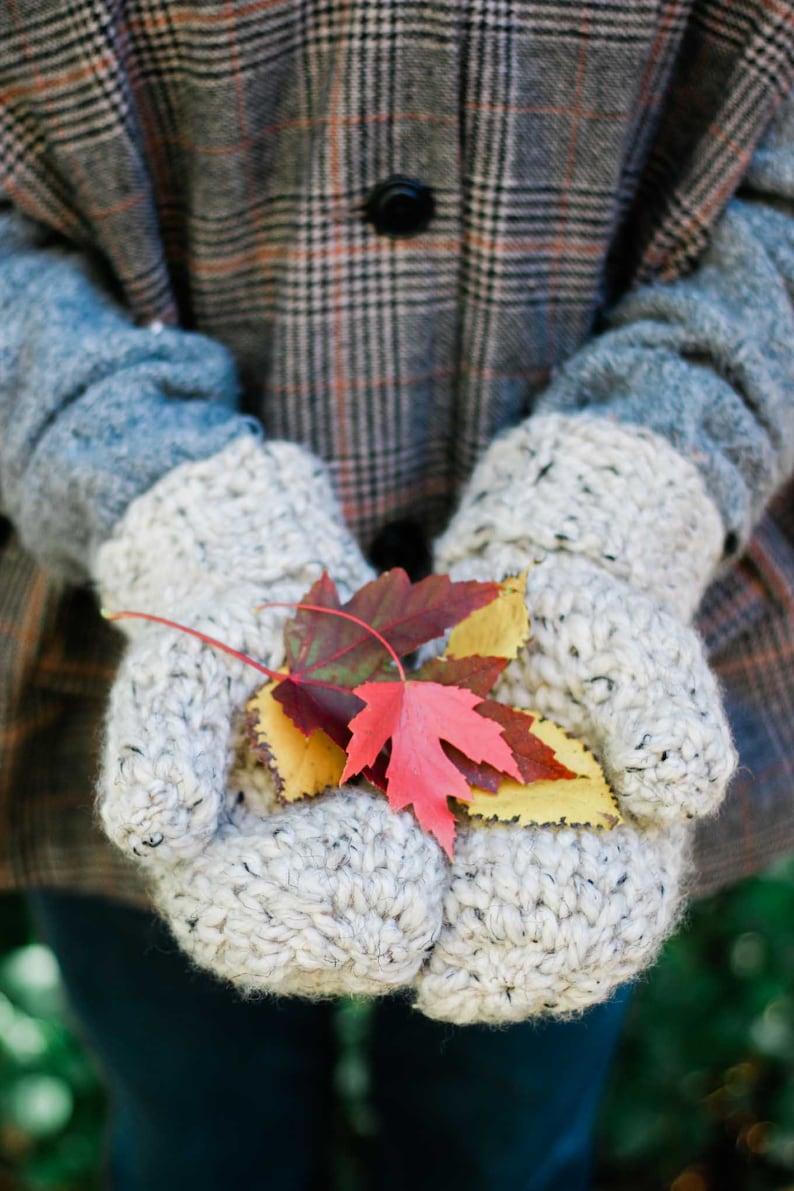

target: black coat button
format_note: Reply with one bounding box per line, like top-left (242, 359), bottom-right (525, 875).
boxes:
top-left (364, 176), bottom-right (435, 239)
top-left (368, 519), bottom-right (432, 581)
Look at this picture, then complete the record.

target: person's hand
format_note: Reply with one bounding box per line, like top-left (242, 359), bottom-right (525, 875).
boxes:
top-left (95, 436), bottom-right (446, 997)
top-left (411, 414), bottom-right (736, 1024)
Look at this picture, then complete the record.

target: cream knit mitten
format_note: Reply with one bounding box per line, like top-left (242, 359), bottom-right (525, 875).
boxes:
top-left (94, 436), bottom-right (446, 997)
top-left (412, 414), bottom-right (737, 1024)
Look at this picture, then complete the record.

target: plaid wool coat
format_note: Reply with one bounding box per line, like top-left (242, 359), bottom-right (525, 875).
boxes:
top-left (0, 0), bottom-right (793, 906)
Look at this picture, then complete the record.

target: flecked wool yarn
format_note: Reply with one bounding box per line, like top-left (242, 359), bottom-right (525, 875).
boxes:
top-left (414, 820), bottom-right (691, 1025)
top-left (95, 419), bottom-right (737, 1020)
top-left (412, 414), bottom-right (737, 1024)
top-left (95, 436), bottom-right (447, 996)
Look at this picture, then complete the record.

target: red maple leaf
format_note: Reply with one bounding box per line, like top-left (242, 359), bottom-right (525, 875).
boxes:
top-left (413, 655), bottom-right (576, 791)
top-left (341, 681), bottom-right (522, 856)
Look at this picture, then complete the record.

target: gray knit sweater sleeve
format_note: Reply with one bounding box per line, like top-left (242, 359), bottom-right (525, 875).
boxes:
top-left (534, 87), bottom-right (794, 558)
top-left (0, 205), bottom-right (255, 583)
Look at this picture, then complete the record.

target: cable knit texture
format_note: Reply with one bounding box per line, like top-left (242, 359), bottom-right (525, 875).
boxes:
top-left (94, 437), bottom-right (447, 996)
top-left (411, 413), bottom-right (737, 1025)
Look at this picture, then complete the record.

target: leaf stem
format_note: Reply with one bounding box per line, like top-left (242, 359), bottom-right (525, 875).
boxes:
top-left (103, 610), bottom-right (283, 680)
top-left (254, 601), bottom-right (406, 681)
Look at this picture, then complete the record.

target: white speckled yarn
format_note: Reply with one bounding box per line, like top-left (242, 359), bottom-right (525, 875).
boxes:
top-left (436, 413), bottom-right (726, 621)
top-left (414, 820), bottom-right (690, 1025)
top-left (163, 790), bottom-right (443, 997)
top-left (97, 436), bottom-right (365, 624)
top-left (413, 414), bottom-right (737, 1024)
top-left (94, 421), bottom-right (738, 1019)
top-left (499, 554), bottom-right (734, 827)
top-left (94, 437), bottom-right (446, 996)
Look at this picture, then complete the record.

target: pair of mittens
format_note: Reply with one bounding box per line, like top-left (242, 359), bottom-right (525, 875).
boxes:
top-left (94, 416), bottom-right (735, 1022)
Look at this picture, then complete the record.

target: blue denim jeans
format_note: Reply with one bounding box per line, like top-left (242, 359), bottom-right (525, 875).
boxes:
top-left (28, 891), bottom-right (630, 1191)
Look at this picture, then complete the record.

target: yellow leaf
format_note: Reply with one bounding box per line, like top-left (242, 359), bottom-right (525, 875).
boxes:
top-left (446, 571), bottom-right (531, 661)
top-left (246, 681), bottom-right (346, 803)
top-left (459, 712), bottom-right (622, 830)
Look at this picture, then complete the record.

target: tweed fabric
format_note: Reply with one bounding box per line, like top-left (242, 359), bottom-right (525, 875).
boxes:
top-left (1, 1), bottom-right (792, 546)
top-left (691, 480), bottom-right (794, 897)
top-left (0, 1), bottom-right (793, 905)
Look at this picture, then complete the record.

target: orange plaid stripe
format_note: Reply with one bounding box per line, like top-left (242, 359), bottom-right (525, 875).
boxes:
top-left (0, 0), bottom-right (792, 898)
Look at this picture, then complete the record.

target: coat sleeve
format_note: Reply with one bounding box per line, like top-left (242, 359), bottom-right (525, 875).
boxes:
top-left (0, 204), bottom-right (257, 583)
top-left (533, 86), bottom-right (794, 561)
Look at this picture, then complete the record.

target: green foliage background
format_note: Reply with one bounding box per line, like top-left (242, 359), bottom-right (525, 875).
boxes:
top-left (0, 855), bottom-right (792, 1191)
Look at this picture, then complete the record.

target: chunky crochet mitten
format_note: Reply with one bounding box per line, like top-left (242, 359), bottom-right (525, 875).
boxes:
top-left (94, 436), bottom-right (446, 997)
top-left (412, 413), bottom-right (737, 1024)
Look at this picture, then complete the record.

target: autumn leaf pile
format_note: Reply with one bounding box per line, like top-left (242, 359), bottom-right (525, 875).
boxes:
top-left (245, 568), bottom-right (621, 855)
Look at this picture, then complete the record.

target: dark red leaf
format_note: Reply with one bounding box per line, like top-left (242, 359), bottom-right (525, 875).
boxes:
top-left (413, 653), bottom-right (508, 698)
top-left (274, 568), bottom-right (501, 741)
top-left (282, 572), bottom-right (342, 674)
top-left (441, 748), bottom-right (505, 793)
top-left (476, 700), bottom-right (577, 783)
top-left (272, 679), bottom-right (363, 751)
top-left (283, 569), bottom-right (499, 686)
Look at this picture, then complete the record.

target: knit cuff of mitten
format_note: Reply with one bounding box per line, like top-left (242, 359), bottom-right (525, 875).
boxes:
top-left (436, 414), bottom-right (725, 622)
top-left (94, 435), bottom-right (368, 621)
